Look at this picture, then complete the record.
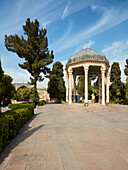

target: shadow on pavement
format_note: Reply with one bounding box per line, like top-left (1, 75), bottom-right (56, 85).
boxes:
top-left (0, 112), bottom-right (45, 165)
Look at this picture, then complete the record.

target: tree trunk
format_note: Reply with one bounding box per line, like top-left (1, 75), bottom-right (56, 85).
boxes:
top-left (34, 81), bottom-right (37, 107)
top-left (34, 81), bottom-right (37, 89)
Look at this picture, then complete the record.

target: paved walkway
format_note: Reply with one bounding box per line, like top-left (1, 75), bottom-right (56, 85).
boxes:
top-left (0, 104), bottom-right (128, 170)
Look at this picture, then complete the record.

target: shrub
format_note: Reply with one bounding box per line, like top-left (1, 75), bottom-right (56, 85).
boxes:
top-left (84, 102), bottom-right (88, 106)
top-left (8, 103), bottom-right (22, 109)
top-left (61, 100), bottom-right (67, 104)
top-left (8, 103), bottom-right (35, 109)
top-left (122, 99), bottom-right (128, 105)
top-left (119, 99), bottom-right (124, 104)
top-left (55, 100), bottom-right (61, 104)
top-left (110, 101), bottom-right (115, 104)
top-left (0, 104), bottom-right (34, 152)
top-left (38, 100), bottom-right (46, 106)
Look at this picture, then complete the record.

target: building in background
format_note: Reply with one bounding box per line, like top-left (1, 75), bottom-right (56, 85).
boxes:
top-left (37, 88), bottom-right (50, 102)
top-left (13, 83), bottom-right (50, 102)
top-left (13, 83), bottom-right (34, 90)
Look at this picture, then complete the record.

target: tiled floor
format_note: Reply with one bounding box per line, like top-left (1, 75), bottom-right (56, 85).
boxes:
top-left (0, 104), bottom-right (128, 170)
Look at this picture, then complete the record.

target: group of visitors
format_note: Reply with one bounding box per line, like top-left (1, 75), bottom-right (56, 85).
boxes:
top-left (76, 93), bottom-right (95, 103)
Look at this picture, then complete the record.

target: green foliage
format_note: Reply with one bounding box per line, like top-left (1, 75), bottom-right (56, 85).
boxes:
top-left (0, 104), bottom-right (34, 152)
top-left (124, 59), bottom-right (128, 76)
top-left (76, 76), bottom-right (92, 99)
top-left (29, 87), bottom-right (39, 102)
top-left (61, 99), bottom-right (67, 104)
top-left (61, 100), bottom-right (67, 104)
top-left (77, 76), bottom-right (85, 98)
top-left (2, 75), bottom-right (15, 103)
top-left (8, 103), bottom-right (35, 109)
top-left (48, 61), bottom-right (66, 100)
top-left (110, 62), bottom-right (121, 82)
top-left (92, 79), bottom-right (99, 101)
top-left (111, 99), bottom-right (128, 105)
top-left (38, 100), bottom-right (46, 106)
top-left (110, 62), bottom-right (124, 100)
top-left (125, 77), bottom-right (128, 99)
top-left (17, 87), bottom-right (29, 101)
top-left (55, 100), bottom-right (61, 104)
top-left (0, 60), bottom-right (4, 111)
top-left (13, 87), bottom-right (39, 103)
top-left (84, 102), bottom-right (88, 106)
top-left (0, 61), bottom-right (15, 110)
top-left (5, 18), bottom-right (54, 88)
top-left (120, 99), bottom-right (128, 105)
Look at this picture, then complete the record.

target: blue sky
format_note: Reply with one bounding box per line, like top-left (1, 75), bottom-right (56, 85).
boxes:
top-left (0, 0), bottom-right (128, 87)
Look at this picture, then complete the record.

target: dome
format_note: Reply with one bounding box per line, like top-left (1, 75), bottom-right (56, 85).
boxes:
top-left (67, 48), bottom-right (109, 65)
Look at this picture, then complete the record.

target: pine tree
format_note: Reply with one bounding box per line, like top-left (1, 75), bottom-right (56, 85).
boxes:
top-left (47, 61), bottom-right (66, 100)
top-left (110, 62), bottom-right (123, 101)
top-left (124, 59), bottom-right (128, 76)
top-left (5, 18), bottom-right (54, 88)
top-left (0, 60), bottom-right (4, 112)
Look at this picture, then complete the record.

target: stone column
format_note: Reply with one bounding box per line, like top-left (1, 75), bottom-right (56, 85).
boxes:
top-left (66, 71), bottom-right (69, 102)
top-left (101, 67), bottom-right (105, 105)
top-left (73, 74), bottom-right (76, 102)
top-left (69, 68), bottom-right (73, 104)
top-left (106, 71), bottom-right (109, 103)
top-left (84, 65), bottom-right (89, 103)
top-left (98, 74), bottom-right (101, 103)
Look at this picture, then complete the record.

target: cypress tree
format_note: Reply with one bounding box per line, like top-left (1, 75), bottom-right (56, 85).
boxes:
top-left (110, 62), bottom-right (122, 101)
top-left (124, 59), bottom-right (128, 76)
top-left (124, 59), bottom-right (128, 99)
top-left (5, 18), bottom-right (54, 88)
top-left (47, 61), bottom-right (66, 100)
top-left (0, 60), bottom-right (4, 112)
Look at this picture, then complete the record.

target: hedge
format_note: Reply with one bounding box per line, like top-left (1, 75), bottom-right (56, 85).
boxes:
top-left (8, 103), bottom-right (35, 109)
top-left (110, 99), bottom-right (128, 105)
top-left (0, 104), bottom-right (34, 152)
top-left (38, 100), bottom-right (46, 106)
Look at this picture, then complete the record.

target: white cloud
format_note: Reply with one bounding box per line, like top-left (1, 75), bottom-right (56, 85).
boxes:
top-left (53, 5), bottom-right (128, 54)
top-left (75, 40), bottom-right (95, 53)
top-left (53, 7), bottom-right (112, 53)
top-left (42, 20), bottom-right (51, 28)
top-left (101, 40), bottom-right (128, 82)
top-left (3, 67), bottom-right (50, 88)
top-left (4, 68), bottom-right (30, 83)
top-left (62, 0), bottom-right (70, 19)
top-left (80, 40), bottom-right (95, 49)
top-left (102, 40), bottom-right (128, 59)
top-left (91, 5), bottom-right (97, 10)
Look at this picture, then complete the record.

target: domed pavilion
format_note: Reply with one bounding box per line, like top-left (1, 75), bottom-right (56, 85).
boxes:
top-left (65, 48), bottom-right (110, 105)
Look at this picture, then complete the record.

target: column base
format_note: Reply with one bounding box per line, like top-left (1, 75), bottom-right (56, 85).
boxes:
top-left (69, 101), bottom-right (72, 104)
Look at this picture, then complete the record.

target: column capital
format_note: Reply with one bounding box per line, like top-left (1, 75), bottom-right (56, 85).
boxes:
top-left (101, 66), bottom-right (106, 73)
top-left (68, 68), bottom-right (73, 74)
top-left (83, 65), bottom-right (89, 72)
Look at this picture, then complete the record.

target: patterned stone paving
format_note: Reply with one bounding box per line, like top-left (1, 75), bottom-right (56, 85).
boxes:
top-left (0, 104), bottom-right (128, 170)
top-left (60, 103), bottom-right (121, 112)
